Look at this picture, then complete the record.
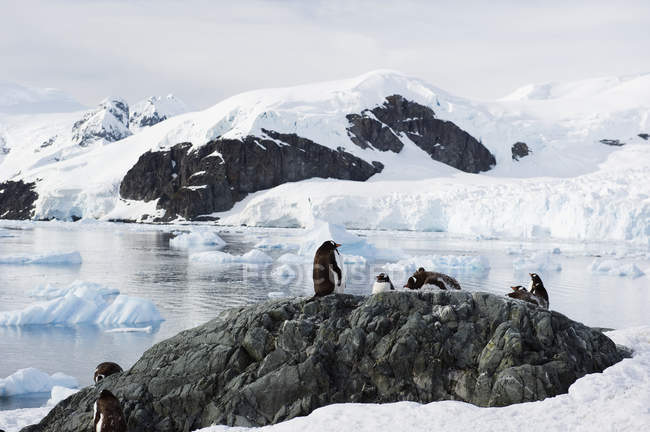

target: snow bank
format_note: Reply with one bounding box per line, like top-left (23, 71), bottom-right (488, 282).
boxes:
top-left (170, 230), bottom-right (226, 249)
top-left (0, 251), bottom-right (82, 265)
top-left (189, 249), bottom-right (273, 264)
top-left (195, 326), bottom-right (650, 432)
top-left (0, 368), bottom-right (77, 397)
top-left (0, 281), bottom-right (163, 326)
top-left (589, 259), bottom-right (645, 278)
top-left (297, 220), bottom-right (405, 262)
top-left (385, 254), bottom-right (490, 275)
top-left (513, 252), bottom-right (562, 272)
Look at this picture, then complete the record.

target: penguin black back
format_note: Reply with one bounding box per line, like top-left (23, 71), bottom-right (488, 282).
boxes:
top-left (404, 268), bottom-right (461, 290)
top-left (94, 362), bottom-right (123, 383)
top-left (529, 273), bottom-right (549, 306)
top-left (313, 240), bottom-right (342, 296)
top-left (94, 389), bottom-right (127, 432)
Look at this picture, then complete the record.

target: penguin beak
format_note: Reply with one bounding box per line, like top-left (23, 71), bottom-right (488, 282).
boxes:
top-left (335, 243), bottom-right (342, 248)
top-left (510, 286), bottom-right (518, 291)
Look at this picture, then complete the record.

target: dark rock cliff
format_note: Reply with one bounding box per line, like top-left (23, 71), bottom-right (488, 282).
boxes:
top-left (22, 291), bottom-right (624, 432)
top-left (346, 95), bottom-right (496, 173)
top-left (119, 130), bottom-right (381, 221)
top-left (0, 180), bottom-right (38, 220)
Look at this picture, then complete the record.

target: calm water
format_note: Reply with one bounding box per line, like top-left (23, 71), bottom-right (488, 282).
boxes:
top-left (1, 221), bottom-right (649, 409)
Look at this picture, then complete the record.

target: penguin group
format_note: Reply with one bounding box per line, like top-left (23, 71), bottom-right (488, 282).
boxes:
top-left (312, 240), bottom-right (550, 309)
top-left (92, 362), bottom-right (127, 432)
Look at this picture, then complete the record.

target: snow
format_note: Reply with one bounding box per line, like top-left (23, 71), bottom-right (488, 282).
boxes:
top-left (1, 71), bottom-right (649, 245)
top-left (170, 230), bottom-right (227, 249)
top-left (0, 81), bottom-right (84, 114)
top-left (0, 280), bottom-right (163, 326)
top-left (0, 368), bottom-right (78, 397)
top-left (129, 94), bottom-right (188, 131)
top-left (384, 254), bottom-right (490, 275)
top-left (193, 326), bottom-right (650, 432)
top-left (589, 259), bottom-right (645, 278)
top-left (0, 251), bottom-right (82, 266)
top-left (0, 385), bottom-right (78, 431)
top-left (189, 249), bottom-right (273, 264)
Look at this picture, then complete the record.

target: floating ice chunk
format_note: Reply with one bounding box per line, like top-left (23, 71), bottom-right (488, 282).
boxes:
top-left (189, 249), bottom-right (273, 264)
top-left (276, 253), bottom-right (311, 264)
top-left (589, 259), bottom-right (645, 278)
top-left (96, 295), bottom-right (164, 326)
top-left (513, 252), bottom-right (562, 272)
top-left (29, 281), bottom-right (119, 300)
top-left (0, 281), bottom-right (163, 326)
top-left (0, 368), bottom-right (78, 397)
top-left (170, 230), bottom-right (226, 249)
top-left (272, 264), bottom-right (297, 277)
top-left (0, 251), bottom-right (82, 265)
top-left (297, 219), bottom-right (405, 262)
top-left (46, 386), bottom-right (78, 406)
top-left (105, 326), bottom-right (153, 333)
top-left (254, 238), bottom-right (298, 251)
top-left (267, 291), bottom-right (288, 299)
top-left (385, 254), bottom-right (490, 274)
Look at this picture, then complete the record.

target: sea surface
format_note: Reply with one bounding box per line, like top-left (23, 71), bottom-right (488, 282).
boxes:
top-left (1, 221), bottom-right (649, 410)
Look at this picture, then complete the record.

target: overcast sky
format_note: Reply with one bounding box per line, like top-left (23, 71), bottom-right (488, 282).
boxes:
top-left (1, 0), bottom-right (649, 109)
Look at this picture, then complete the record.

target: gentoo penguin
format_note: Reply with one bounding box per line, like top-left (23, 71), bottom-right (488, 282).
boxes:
top-left (313, 240), bottom-right (345, 296)
top-left (404, 267), bottom-right (461, 290)
top-left (372, 273), bottom-right (395, 294)
top-left (507, 285), bottom-right (548, 309)
top-left (94, 390), bottom-right (127, 432)
top-left (94, 362), bottom-right (123, 383)
top-left (528, 272), bottom-right (549, 308)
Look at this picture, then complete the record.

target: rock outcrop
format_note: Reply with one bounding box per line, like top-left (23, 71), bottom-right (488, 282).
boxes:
top-left (129, 95), bottom-right (188, 130)
top-left (119, 130), bottom-right (382, 221)
top-left (346, 95), bottom-right (496, 173)
top-left (638, 133), bottom-right (649, 141)
top-left (511, 142), bottom-right (531, 161)
top-left (0, 180), bottom-right (38, 219)
top-left (22, 291), bottom-right (624, 432)
top-left (599, 139), bottom-right (624, 147)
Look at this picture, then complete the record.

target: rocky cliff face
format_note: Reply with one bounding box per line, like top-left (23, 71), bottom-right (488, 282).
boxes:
top-left (119, 130), bottom-right (382, 221)
top-left (0, 180), bottom-right (37, 219)
top-left (347, 95), bottom-right (496, 173)
top-left (21, 291), bottom-right (624, 432)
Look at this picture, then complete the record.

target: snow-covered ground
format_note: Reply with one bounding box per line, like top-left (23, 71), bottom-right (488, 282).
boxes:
top-left (0, 280), bottom-right (163, 326)
top-left (1, 71), bottom-right (648, 245)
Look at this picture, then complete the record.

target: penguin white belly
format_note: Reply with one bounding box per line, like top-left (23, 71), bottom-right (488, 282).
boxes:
top-left (372, 281), bottom-right (392, 294)
top-left (333, 250), bottom-right (346, 293)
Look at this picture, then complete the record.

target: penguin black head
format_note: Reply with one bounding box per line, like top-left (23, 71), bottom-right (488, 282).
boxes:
top-left (510, 285), bottom-right (524, 291)
top-left (529, 273), bottom-right (542, 284)
top-left (94, 362), bottom-right (123, 384)
top-left (417, 267), bottom-right (425, 273)
top-left (376, 273), bottom-right (390, 282)
top-left (318, 240), bottom-right (341, 252)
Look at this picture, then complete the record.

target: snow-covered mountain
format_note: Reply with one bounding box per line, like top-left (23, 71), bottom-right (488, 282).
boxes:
top-left (129, 95), bottom-right (188, 131)
top-left (0, 81), bottom-right (84, 114)
top-left (0, 71), bottom-right (648, 243)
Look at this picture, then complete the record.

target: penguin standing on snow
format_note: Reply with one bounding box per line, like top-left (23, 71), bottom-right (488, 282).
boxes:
top-left (94, 390), bottom-right (127, 432)
top-left (313, 240), bottom-right (345, 296)
top-left (94, 362), bottom-right (123, 383)
top-left (372, 273), bottom-right (395, 294)
top-left (404, 267), bottom-right (461, 290)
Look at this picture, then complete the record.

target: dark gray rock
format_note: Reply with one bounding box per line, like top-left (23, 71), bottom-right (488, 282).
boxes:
top-left (599, 139), bottom-right (624, 147)
top-left (21, 291), bottom-right (624, 432)
top-left (638, 133), bottom-right (649, 141)
top-left (511, 142), bottom-right (531, 161)
top-left (119, 130), bottom-right (382, 221)
top-left (346, 95), bottom-right (496, 173)
top-left (0, 180), bottom-right (38, 220)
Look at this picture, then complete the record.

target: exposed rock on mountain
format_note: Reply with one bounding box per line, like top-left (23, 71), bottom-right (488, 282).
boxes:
top-left (119, 129), bottom-right (382, 220)
top-left (599, 139), bottom-right (624, 147)
top-left (129, 95), bottom-right (188, 130)
top-left (71, 98), bottom-right (132, 147)
top-left (638, 133), bottom-right (648, 140)
top-left (347, 95), bottom-right (495, 173)
top-left (511, 142), bottom-right (531, 161)
top-left (0, 180), bottom-right (37, 219)
top-left (21, 291), bottom-right (624, 431)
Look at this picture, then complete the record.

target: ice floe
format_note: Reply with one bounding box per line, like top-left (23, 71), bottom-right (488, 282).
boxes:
top-left (589, 259), bottom-right (645, 278)
top-left (0, 281), bottom-right (163, 326)
top-left (170, 230), bottom-right (226, 249)
top-left (385, 254), bottom-right (490, 275)
top-left (0, 368), bottom-right (77, 397)
top-left (0, 251), bottom-right (82, 265)
top-left (189, 249), bottom-right (273, 264)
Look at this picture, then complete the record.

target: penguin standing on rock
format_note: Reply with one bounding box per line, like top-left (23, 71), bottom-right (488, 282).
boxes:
top-left (372, 273), bottom-right (395, 294)
top-left (313, 240), bottom-right (345, 296)
top-left (404, 267), bottom-right (461, 290)
top-left (506, 273), bottom-right (549, 309)
top-left (94, 390), bottom-right (127, 432)
top-left (94, 362), bottom-right (123, 383)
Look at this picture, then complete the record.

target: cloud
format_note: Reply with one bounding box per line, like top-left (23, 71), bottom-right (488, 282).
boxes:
top-left (1, 0), bottom-right (648, 109)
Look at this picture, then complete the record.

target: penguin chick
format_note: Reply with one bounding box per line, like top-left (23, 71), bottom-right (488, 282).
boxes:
top-left (372, 273), bottom-right (395, 294)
